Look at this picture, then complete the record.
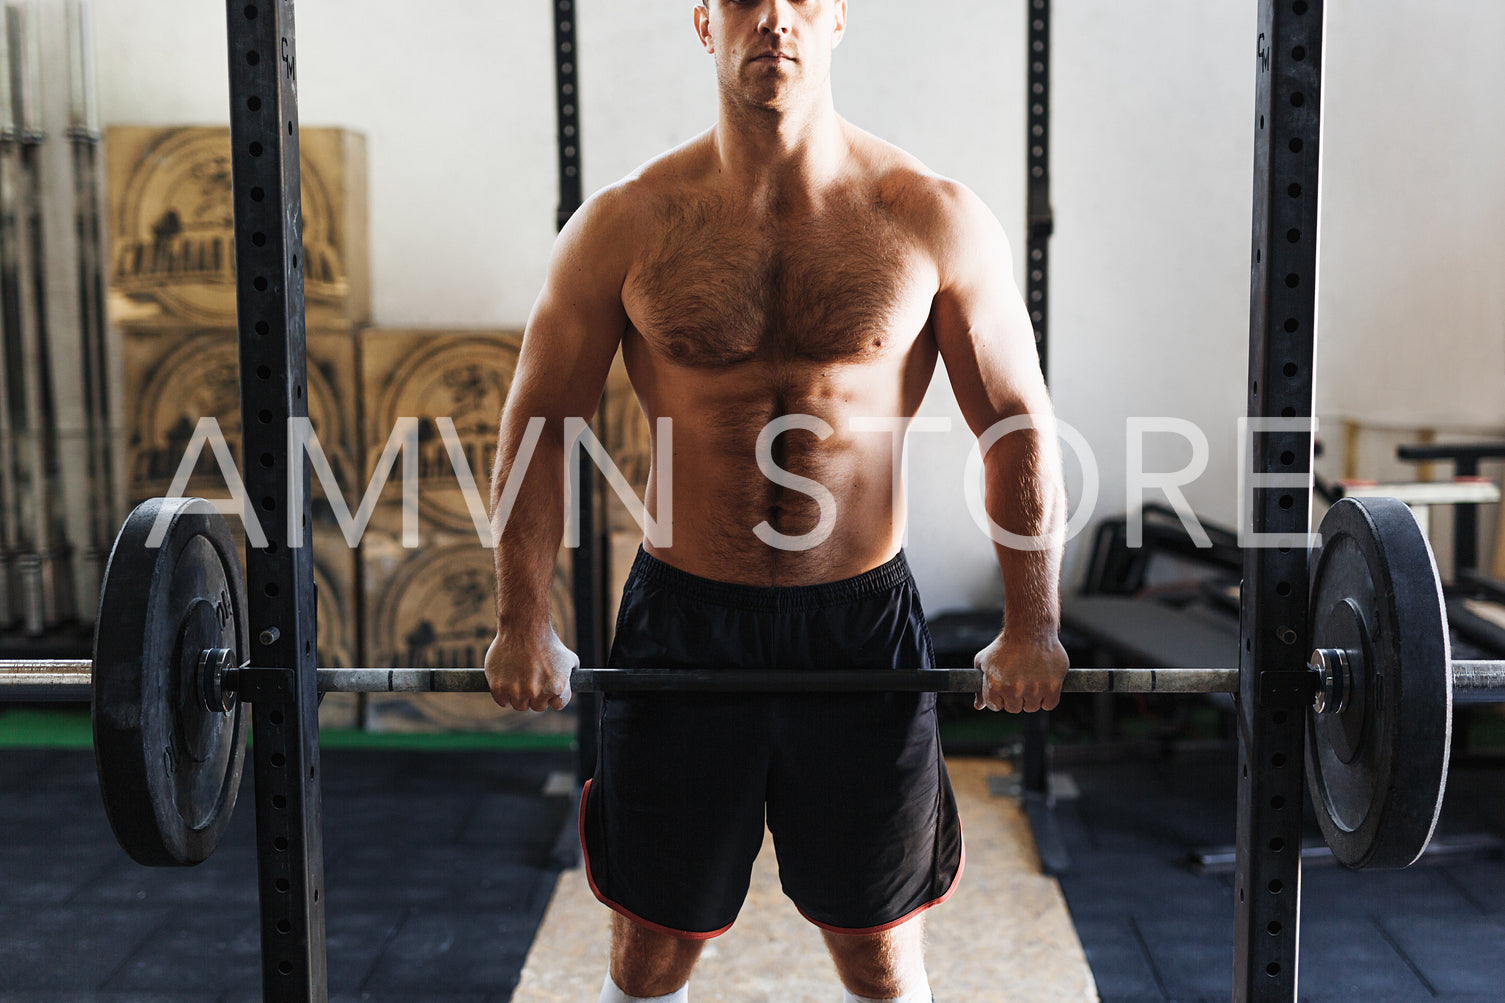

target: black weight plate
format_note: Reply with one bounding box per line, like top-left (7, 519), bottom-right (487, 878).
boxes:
top-left (1306, 497), bottom-right (1451, 869)
top-left (92, 497), bottom-right (249, 866)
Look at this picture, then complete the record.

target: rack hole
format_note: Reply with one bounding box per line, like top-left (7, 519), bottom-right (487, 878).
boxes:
top-left (269, 710), bottom-right (282, 725)
top-left (1280, 450), bottom-right (1295, 465)
top-left (1290, 92), bottom-right (1305, 107)
top-left (275, 878), bottom-right (290, 892)
top-left (1293, 0), bottom-right (1308, 13)
top-left (277, 919), bottom-right (292, 934)
top-left (1271, 795), bottom-right (1285, 810)
top-left (1281, 406), bottom-right (1296, 418)
top-left (1284, 318), bottom-right (1299, 332)
top-left (1270, 837), bottom-right (1285, 852)
top-left (1272, 753), bottom-right (1287, 767)
top-left (254, 276), bottom-right (269, 292)
top-left (247, 96), bottom-right (261, 112)
top-left (1273, 710), bottom-right (1288, 724)
top-left (257, 365), bottom-right (272, 380)
top-left (246, 51), bottom-right (260, 66)
top-left (1268, 920), bottom-right (1283, 936)
top-left (261, 496), bottom-right (276, 512)
top-left (265, 582), bottom-right (280, 598)
top-left (1288, 183), bottom-right (1302, 198)
top-left (274, 836), bottom-right (288, 851)
top-left (258, 409), bottom-right (274, 424)
top-left (1287, 228), bottom-right (1301, 243)
top-left (1285, 273), bottom-right (1300, 288)
top-left (250, 141), bottom-right (264, 157)
top-left (1283, 362), bottom-right (1298, 377)
top-left (1279, 495), bottom-right (1294, 510)
top-left (1289, 137), bottom-right (1304, 153)
top-left (256, 320), bottom-right (270, 335)
top-left (1267, 962), bottom-right (1281, 977)
top-left (244, 5), bottom-right (258, 19)
top-left (251, 186), bottom-right (265, 202)
top-left (1269, 879), bottom-right (1283, 893)
top-left (279, 961), bottom-right (293, 976)
top-left (1293, 45), bottom-right (1306, 61)
top-left (272, 794), bottom-right (286, 809)
top-left (270, 753), bottom-right (285, 767)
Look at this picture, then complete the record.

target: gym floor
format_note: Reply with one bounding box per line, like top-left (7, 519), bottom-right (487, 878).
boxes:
top-left (3, 713), bottom-right (1504, 1002)
top-left (1054, 742), bottom-right (1505, 1003)
top-left (0, 736), bottom-right (574, 1002)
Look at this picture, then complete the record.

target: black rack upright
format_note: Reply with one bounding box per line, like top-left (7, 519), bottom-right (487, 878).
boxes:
top-left (1234, 1), bottom-right (1324, 998)
top-left (225, 2), bottom-right (327, 999)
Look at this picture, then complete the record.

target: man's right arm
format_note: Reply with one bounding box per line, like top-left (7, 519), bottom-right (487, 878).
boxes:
top-left (484, 185), bottom-right (634, 711)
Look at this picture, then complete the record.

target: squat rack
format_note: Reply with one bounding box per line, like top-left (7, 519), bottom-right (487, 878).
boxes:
top-left (221, 1), bottom-right (1324, 999)
top-left (1024, 2), bottom-right (1322, 998)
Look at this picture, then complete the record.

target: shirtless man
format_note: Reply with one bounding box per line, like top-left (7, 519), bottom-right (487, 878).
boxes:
top-left (485, 2), bottom-right (1070, 1000)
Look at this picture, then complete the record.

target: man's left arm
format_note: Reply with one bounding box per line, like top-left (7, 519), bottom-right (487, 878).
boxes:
top-left (925, 179), bottom-right (1070, 714)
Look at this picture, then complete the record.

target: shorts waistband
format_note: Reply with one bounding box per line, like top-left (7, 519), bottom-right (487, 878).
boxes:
top-left (627, 547), bottom-right (915, 611)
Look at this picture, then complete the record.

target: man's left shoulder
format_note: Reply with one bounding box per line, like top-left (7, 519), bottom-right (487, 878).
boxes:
top-left (855, 146), bottom-right (989, 236)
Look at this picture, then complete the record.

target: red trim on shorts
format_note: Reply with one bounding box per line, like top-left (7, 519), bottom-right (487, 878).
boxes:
top-left (796, 822), bottom-right (967, 936)
top-left (576, 778), bottom-right (736, 941)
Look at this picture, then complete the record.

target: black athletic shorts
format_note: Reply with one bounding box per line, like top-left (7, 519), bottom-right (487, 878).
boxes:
top-left (578, 547), bottom-right (965, 939)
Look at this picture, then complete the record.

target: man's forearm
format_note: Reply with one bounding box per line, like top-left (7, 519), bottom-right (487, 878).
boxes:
top-left (984, 424), bottom-right (1066, 639)
top-left (490, 416), bottom-right (568, 641)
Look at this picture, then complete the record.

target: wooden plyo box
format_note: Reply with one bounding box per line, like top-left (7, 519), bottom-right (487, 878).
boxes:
top-left (359, 522), bottom-right (576, 735)
top-left (120, 327), bottom-right (360, 508)
top-left (357, 329), bottom-right (574, 732)
top-left (106, 126), bottom-right (370, 331)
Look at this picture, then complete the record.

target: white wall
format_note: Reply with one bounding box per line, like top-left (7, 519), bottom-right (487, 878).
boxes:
top-left (90, 0), bottom-right (1505, 614)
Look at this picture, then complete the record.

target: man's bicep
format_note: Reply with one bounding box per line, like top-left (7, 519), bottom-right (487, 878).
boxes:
top-left (507, 201), bottom-right (631, 422)
top-left (930, 189), bottom-right (1051, 436)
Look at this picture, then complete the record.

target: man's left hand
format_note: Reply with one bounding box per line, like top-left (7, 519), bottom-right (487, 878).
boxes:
top-left (973, 632), bottom-right (1070, 713)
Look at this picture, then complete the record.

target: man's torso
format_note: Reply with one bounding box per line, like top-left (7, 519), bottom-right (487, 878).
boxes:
top-left (612, 127), bottom-right (948, 586)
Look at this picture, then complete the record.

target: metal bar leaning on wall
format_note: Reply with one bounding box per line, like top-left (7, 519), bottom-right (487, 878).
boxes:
top-left (66, 0), bottom-right (117, 609)
top-left (0, 1), bottom-right (74, 633)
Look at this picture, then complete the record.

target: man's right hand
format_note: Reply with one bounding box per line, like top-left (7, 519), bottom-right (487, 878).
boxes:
top-left (484, 628), bottom-right (578, 712)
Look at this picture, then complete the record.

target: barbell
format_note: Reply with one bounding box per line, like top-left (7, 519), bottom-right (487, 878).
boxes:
top-left (0, 495), bottom-right (1495, 874)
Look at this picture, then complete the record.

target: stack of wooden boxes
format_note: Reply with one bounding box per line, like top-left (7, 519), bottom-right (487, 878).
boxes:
top-left (107, 126), bottom-right (648, 733)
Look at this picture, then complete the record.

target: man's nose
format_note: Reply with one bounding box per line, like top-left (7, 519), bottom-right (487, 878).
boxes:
top-left (757, 0), bottom-right (793, 35)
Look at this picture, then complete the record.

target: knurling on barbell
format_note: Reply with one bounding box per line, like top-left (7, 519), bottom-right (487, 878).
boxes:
top-left (79, 494), bottom-right (1463, 870)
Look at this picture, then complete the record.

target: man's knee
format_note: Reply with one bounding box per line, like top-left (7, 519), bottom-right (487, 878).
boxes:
top-left (609, 912), bottom-right (703, 998)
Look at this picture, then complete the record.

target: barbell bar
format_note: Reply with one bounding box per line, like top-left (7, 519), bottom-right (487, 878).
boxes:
top-left (0, 494), bottom-right (1480, 875)
top-left (7, 659), bottom-right (1505, 702)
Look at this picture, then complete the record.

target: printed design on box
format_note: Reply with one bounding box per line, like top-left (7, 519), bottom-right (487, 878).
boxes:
top-left (128, 331), bottom-right (351, 497)
top-left (371, 337), bottom-right (520, 533)
top-left (368, 541), bottom-right (573, 670)
top-left (111, 128), bottom-right (346, 324)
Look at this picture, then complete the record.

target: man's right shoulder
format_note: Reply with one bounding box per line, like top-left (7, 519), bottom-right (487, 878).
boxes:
top-left (569, 134), bottom-right (715, 238)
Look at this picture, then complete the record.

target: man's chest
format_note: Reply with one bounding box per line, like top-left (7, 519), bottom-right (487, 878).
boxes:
top-left (623, 204), bottom-right (936, 369)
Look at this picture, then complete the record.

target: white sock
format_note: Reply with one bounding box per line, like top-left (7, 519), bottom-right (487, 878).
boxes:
top-left (842, 979), bottom-right (931, 1003)
top-left (599, 973), bottom-right (689, 1002)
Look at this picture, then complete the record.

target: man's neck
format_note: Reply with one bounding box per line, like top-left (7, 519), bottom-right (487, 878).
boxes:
top-left (711, 91), bottom-right (848, 197)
